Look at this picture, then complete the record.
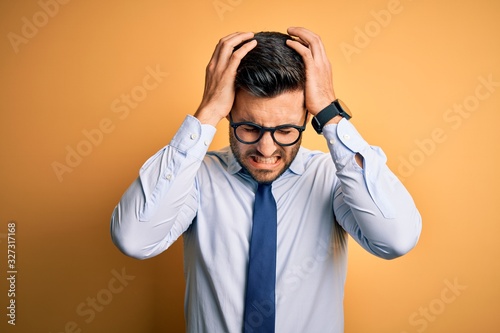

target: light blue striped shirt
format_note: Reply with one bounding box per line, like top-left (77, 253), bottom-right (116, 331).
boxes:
top-left (111, 115), bottom-right (421, 333)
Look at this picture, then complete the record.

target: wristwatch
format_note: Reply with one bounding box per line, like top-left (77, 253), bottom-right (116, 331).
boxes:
top-left (311, 99), bottom-right (352, 134)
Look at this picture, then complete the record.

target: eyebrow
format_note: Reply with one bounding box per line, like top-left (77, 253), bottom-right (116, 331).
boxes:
top-left (229, 112), bottom-right (308, 127)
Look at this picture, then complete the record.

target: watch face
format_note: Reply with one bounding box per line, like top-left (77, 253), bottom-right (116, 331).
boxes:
top-left (337, 99), bottom-right (352, 118)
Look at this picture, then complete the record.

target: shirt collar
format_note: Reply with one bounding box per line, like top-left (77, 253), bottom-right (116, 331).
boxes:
top-left (227, 148), bottom-right (243, 175)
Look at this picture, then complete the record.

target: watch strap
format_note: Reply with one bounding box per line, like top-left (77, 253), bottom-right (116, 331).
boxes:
top-left (312, 100), bottom-right (351, 134)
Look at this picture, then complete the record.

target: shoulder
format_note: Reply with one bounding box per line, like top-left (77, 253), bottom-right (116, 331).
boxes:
top-left (205, 146), bottom-right (231, 165)
top-left (299, 146), bottom-right (334, 167)
top-left (201, 146), bottom-right (241, 176)
top-left (285, 146), bottom-right (335, 176)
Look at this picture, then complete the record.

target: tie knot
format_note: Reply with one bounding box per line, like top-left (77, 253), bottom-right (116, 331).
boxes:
top-left (258, 182), bottom-right (272, 190)
top-left (257, 182), bottom-right (273, 198)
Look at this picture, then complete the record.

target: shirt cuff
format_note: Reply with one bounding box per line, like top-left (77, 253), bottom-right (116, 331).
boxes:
top-left (170, 115), bottom-right (217, 159)
top-left (322, 118), bottom-right (397, 218)
top-left (322, 118), bottom-right (370, 170)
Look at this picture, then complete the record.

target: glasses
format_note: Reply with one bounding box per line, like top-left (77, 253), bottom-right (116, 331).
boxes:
top-left (229, 112), bottom-right (308, 146)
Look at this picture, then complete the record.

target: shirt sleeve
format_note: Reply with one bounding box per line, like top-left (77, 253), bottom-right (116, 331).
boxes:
top-left (110, 115), bottom-right (216, 259)
top-left (322, 119), bottom-right (422, 259)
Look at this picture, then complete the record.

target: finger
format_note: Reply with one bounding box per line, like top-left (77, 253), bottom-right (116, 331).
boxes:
top-left (287, 26), bottom-right (317, 43)
top-left (219, 31), bottom-right (255, 59)
top-left (287, 27), bottom-right (309, 45)
top-left (289, 35), bottom-right (308, 47)
top-left (287, 27), bottom-right (326, 60)
top-left (208, 31), bottom-right (242, 64)
top-left (214, 31), bottom-right (252, 59)
top-left (211, 32), bottom-right (255, 70)
top-left (226, 39), bottom-right (257, 74)
top-left (286, 39), bottom-right (313, 62)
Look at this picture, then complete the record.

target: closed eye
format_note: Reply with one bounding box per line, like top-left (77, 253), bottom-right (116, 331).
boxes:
top-left (241, 126), bottom-right (260, 133)
top-left (276, 128), bottom-right (294, 135)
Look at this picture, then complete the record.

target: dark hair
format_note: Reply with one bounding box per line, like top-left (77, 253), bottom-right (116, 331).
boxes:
top-left (234, 32), bottom-right (305, 98)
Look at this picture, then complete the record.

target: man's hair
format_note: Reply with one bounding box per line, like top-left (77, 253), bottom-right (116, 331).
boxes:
top-left (235, 32), bottom-right (305, 98)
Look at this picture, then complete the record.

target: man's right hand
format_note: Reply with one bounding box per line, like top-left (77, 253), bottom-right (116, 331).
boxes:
top-left (194, 32), bottom-right (257, 127)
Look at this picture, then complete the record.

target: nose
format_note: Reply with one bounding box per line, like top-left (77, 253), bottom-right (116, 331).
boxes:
top-left (256, 131), bottom-right (277, 157)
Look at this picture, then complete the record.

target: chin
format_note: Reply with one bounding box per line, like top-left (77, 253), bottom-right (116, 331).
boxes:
top-left (247, 168), bottom-right (284, 184)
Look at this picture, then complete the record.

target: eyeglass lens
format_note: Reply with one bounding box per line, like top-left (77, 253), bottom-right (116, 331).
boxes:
top-left (234, 124), bottom-right (301, 145)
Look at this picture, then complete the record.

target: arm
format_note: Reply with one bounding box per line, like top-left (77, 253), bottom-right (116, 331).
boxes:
top-left (110, 117), bottom-right (215, 259)
top-left (324, 119), bottom-right (422, 259)
top-left (287, 27), bottom-right (421, 259)
top-left (110, 32), bottom-right (257, 259)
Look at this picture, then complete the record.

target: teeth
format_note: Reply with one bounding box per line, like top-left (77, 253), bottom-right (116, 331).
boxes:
top-left (253, 156), bottom-right (278, 164)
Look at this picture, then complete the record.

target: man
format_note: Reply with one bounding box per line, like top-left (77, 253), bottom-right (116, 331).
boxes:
top-left (111, 27), bottom-right (422, 332)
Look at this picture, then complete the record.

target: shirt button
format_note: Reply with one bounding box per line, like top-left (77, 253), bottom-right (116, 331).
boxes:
top-left (190, 133), bottom-right (198, 140)
top-left (166, 174), bottom-right (173, 180)
top-left (329, 139), bottom-right (335, 145)
top-left (343, 134), bottom-right (350, 140)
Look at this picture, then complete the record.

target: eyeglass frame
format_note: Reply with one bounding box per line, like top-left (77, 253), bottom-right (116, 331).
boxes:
top-left (229, 111), bottom-right (308, 147)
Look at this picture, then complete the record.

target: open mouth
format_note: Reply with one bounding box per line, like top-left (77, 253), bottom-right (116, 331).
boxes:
top-left (249, 155), bottom-right (281, 168)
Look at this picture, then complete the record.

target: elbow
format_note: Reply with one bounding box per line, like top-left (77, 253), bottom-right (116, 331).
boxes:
top-left (370, 216), bottom-right (422, 260)
top-left (110, 206), bottom-right (150, 260)
top-left (111, 233), bottom-right (150, 260)
top-left (373, 238), bottom-right (419, 260)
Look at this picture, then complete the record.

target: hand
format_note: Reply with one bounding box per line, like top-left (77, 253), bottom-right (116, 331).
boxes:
top-left (286, 27), bottom-right (337, 117)
top-left (194, 32), bottom-right (257, 127)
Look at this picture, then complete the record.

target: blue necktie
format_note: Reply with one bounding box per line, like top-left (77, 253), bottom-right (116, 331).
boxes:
top-left (243, 183), bottom-right (277, 333)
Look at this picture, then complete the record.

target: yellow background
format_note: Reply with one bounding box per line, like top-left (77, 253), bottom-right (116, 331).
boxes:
top-left (1, 0), bottom-right (499, 332)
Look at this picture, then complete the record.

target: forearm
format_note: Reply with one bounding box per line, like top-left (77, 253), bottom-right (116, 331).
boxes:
top-left (324, 119), bottom-right (422, 259)
top-left (110, 151), bottom-right (198, 260)
top-left (110, 116), bottom-right (216, 259)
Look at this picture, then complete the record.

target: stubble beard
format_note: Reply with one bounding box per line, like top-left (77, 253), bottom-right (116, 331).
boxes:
top-left (229, 130), bottom-right (301, 184)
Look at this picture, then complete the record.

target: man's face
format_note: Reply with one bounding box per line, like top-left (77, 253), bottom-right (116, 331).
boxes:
top-left (229, 89), bottom-right (307, 183)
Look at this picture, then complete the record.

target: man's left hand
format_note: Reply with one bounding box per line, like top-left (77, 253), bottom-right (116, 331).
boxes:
top-left (286, 27), bottom-right (338, 119)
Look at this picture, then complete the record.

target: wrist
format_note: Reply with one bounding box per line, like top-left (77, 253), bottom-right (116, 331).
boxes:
top-left (194, 106), bottom-right (226, 127)
top-left (309, 99), bottom-right (334, 116)
top-left (324, 115), bottom-right (343, 126)
top-left (311, 99), bottom-right (352, 134)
